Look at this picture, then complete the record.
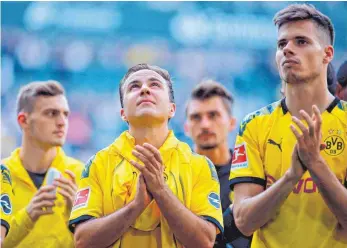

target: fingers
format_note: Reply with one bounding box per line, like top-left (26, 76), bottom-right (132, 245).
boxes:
top-left (36, 200), bottom-right (56, 209)
top-left (290, 124), bottom-right (305, 146)
top-left (64, 170), bottom-right (76, 184)
top-left (132, 150), bottom-right (156, 173)
top-left (299, 110), bottom-right (314, 137)
top-left (34, 191), bottom-right (57, 203)
top-left (130, 160), bottom-right (145, 172)
top-left (134, 145), bottom-right (160, 170)
top-left (143, 143), bottom-right (163, 165)
top-left (312, 105), bottom-right (322, 138)
top-left (37, 185), bottom-right (56, 194)
top-left (53, 178), bottom-right (77, 201)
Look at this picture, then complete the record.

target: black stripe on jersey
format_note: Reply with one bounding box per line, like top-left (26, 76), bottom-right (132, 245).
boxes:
top-left (281, 98), bottom-right (289, 115)
top-left (281, 97), bottom-right (340, 114)
top-left (1, 219), bottom-right (10, 236)
top-left (229, 177), bottom-right (266, 191)
top-left (327, 97), bottom-right (340, 113)
top-left (68, 215), bottom-right (96, 233)
top-left (201, 215), bottom-right (224, 234)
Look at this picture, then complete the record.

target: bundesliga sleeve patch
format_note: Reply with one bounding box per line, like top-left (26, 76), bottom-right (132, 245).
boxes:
top-left (73, 187), bottom-right (90, 210)
top-left (231, 143), bottom-right (248, 170)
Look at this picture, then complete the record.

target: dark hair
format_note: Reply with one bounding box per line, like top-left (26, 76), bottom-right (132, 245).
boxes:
top-left (186, 79), bottom-right (234, 116)
top-left (119, 63), bottom-right (175, 108)
top-left (16, 80), bottom-right (65, 114)
top-left (273, 4), bottom-right (334, 45)
top-left (337, 61), bottom-right (347, 88)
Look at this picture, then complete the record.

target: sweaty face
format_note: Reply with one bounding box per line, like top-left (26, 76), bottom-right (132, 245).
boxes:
top-left (276, 20), bottom-right (329, 85)
top-left (25, 95), bottom-right (69, 147)
top-left (121, 69), bottom-right (175, 125)
top-left (185, 97), bottom-right (234, 150)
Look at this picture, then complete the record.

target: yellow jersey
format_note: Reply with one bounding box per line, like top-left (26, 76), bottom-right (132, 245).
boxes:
top-left (69, 130), bottom-right (224, 248)
top-left (2, 147), bottom-right (83, 248)
top-left (1, 164), bottom-right (14, 236)
top-left (229, 98), bottom-right (347, 248)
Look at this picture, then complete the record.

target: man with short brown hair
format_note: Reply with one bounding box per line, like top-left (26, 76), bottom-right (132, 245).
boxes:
top-left (230, 4), bottom-right (347, 248)
top-left (70, 64), bottom-right (223, 248)
top-left (185, 79), bottom-right (251, 248)
top-left (2, 80), bottom-right (83, 248)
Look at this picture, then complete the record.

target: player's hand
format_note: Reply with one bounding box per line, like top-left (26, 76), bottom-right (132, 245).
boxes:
top-left (133, 173), bottom-right (153, 211)
top-left (52, 170), bottom-right (78, 211)
top-left (290, 105), bottom-right (325, 170)
top-left (288, 144), bottom-right (307, 180)
top-left (130, 143), bottom-right (166, 195)
top-left (26, 185), bottom-right (57, 222)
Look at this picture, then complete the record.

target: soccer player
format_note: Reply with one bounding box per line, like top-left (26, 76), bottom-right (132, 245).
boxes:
top-left (184, 80), bottom-right (251, 248)
top-left (229, 4), bottom-right (347, 248)
top-left (69, 64), bottom-right (223, 248)
top-left (336, 60), bottom-right (347, 100)
top-left (1, 165), bottom-right (14, 244)
top-left (2, 81), bottom-right (83, 248)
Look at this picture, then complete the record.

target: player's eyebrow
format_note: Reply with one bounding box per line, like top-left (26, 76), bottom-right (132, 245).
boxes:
top-left (148, 77), bottom-right (164, 84)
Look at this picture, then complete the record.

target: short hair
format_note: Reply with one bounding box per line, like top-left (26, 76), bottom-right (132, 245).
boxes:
top-left (337, 61), bottom-right (347, 88)
top-left (119, 63), bottom-right (175, 108)
top-left (186, 79), bottom-right (234, 116)
top-left (273, 4), bottom-right (334, 45)
top-left (16, 80), bottom-right (65, 114)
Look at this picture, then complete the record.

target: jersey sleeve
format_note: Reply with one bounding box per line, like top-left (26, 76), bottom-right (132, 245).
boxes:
top-left (1, 164), bottom-right (14, 236)
top-left (68, 154), bottom-right (104, 233)
top-left (190, 156), bottom-right (224, 234)
top-left (229, 115), bottom-right (266, 191)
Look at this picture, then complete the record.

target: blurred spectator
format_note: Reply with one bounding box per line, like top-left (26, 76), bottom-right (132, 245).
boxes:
top-left (336, 60), bottom-right (347, 100)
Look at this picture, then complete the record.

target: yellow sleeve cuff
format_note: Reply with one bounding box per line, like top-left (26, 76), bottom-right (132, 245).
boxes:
top-left (15, 208), bottom-right (35, 230)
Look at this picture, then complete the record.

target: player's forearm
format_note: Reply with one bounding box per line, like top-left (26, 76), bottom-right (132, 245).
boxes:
top-left (152, 185), bottom-right (216, 248)
top-left (2, 208), bottom-right (34, 248)
top-left (74, 201), bottom-right (143, 248)
top-left (308, 158), bottom-right (347, 230)
top-left (234, 171), bottom-right (300, 236)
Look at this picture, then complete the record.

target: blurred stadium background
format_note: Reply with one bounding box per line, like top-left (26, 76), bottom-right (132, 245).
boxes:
top-left (1, 1), bottom-right (347, 162)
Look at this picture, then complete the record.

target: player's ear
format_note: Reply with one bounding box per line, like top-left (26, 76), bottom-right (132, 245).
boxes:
top-left (120, 108), bottom-right (127, 122)
top-left (228, 116), bottom-right (236, 132)
top-left (323, 45), bottom-right (334, 64)
top-left (17, 112), bottom-right (28, 130)
top-left (184, 122), bottom-right (191, 137)
top-left (168, 103), bottom-right (176, 119)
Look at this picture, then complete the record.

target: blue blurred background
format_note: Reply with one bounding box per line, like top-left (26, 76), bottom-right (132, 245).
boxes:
top-left (2, 1), bottom-right (347, 162)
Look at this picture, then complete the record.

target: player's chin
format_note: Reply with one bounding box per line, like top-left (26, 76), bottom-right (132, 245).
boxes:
top-left (50, 139), bottom-right (65, 147)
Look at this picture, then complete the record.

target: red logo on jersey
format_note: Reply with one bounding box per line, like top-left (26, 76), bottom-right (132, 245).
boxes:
top-left (73, 187), bottom-right (90, 210)
top-left (232, 143), bottom-right (247, 164)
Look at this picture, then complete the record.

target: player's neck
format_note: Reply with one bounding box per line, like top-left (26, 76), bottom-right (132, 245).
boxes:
top-left (285, 79), bottom-right (335, 118)
top-left (129, 123), bottom-right (170, 149)
top-left (20, 136), bottom-right (57, 173)
top-left (195, 142), bottom-right (231, 166)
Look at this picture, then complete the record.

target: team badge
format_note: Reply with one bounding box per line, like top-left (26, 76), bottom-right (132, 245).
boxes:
top-left (324, 135), bottom-right (345, 156)
top-left (208, 192), bottom-right (221, 209)
top-left (73, 187), bottom-right (90, 210)
top-left (231, 143), bottom-right (248, 170)
top-left (0, 194), bottom-right (12, 215)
